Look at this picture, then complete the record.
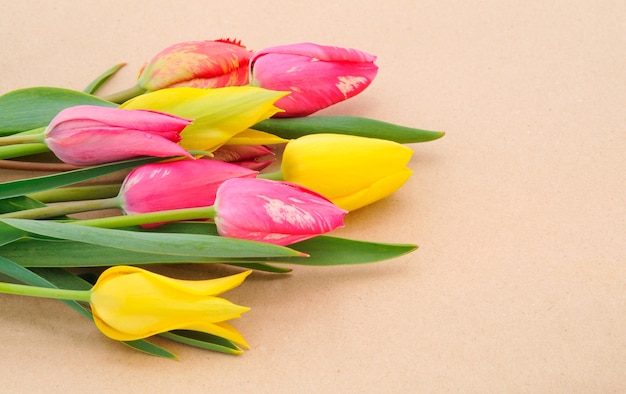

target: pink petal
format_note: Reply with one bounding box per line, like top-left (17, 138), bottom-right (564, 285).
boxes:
top-left (46, 128), bottom-right (193, 166)
top-left (214, 178), bottom-right (346, 245)
top-left (120, 159), bottom-right (258, 215)
top-left (250, 43), bottom-right (378, 117)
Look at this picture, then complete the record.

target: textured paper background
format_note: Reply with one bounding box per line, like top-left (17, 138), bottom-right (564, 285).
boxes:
top-left (1, 1), bottom-right (624, 392)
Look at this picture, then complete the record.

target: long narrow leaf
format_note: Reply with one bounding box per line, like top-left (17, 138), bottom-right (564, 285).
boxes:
top-left (0, 87), bottom-right (115, 135)
top-left (160, 331), bottom-right (244, 355)
top-left (253, 116), bottom-right (445, 143)
top-left (1, 218), bottom-right (303, 259)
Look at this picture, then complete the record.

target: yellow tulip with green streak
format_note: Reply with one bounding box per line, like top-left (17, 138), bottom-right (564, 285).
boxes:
top-left (121, 86), bottom-right (288, 152)
top-left (280, 133), bottom-right (413, 211)
top-left (91, 266), bottom-right (251, 349)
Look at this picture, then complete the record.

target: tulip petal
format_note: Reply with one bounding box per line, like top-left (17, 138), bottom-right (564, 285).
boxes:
top-left (90, 266), bottom-right (251, 342)
top-left (138, 39), bottom-right (252, 91)
top-left (281, 133), bottom-right (414, 210)
top-left (333, 168), bottom-right (413, 211)
top-left (250, 43), bottom-right (378, 117)
top-left (46, 128), bottom-right (193, 166)
top-left (120, 160), bottom-right (257, 215)
top-left (224, 129), bottom-right (288, 145)
top-left (214, 178), bottom-right (346, 245)
top-left (121, 87), bottom-right (288, 152)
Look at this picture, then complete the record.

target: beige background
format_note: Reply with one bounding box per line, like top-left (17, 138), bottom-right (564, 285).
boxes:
top-left (1, 1), bottom-right (624, 392)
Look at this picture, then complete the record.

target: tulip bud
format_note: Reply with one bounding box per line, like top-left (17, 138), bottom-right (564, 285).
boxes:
top-left (44, 105), bottom-right (193, 166)
top-left (137, 39), bottom-right (252, 91)
top-left (214, 178), bottom-right (347, 245)
top-left (250, 42), bottom-right (378, 117)
top-left (119, 159), bottom-right (258, 216)
top-left (280, 134), bottom-right (413, 211)
top-left (90, 265), bottom-right (250, 348)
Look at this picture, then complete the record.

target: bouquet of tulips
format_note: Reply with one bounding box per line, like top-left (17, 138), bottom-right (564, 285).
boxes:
top-left (0, 39), bottom-right (443, 358)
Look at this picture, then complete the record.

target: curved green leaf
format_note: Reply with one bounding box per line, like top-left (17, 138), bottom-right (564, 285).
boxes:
top-left (0, 87), bottom-right (116, 135)
top-left (1, 218), bottom-right (302, 259)
top-left (160, 331), bottom-right (243, 355)
top-left (253, 116), bottom-right (445, 143)
top-left (84, 63), bottom-right (126, 95)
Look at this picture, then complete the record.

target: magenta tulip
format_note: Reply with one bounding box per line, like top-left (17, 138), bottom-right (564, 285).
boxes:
top-left (137, 39), bottom-right (252, 91)
top-left (214, 178), bottom-right (347, 245)
top-left (44, 105), bottom-right (193, 166)
top-left (119, 159), bottom-right (258, 216)
top-left (249, 43), bottom-right (378, 117)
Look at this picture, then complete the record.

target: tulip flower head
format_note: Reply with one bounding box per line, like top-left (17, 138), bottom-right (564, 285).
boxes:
top-left (119, 159), bottom-right (258, 216)
top-left (250, 43), bottom-right (378, 117)
top-left (214, 178), bottom-right (347, 245)
top-left (90, 265), bottom-right (251, 348)
top-left (281, 134), bottom-right (413, 211)
top-left (138, 39), bottom-right (252, 91)
top-left (43, 105), bottom-right (193, 166)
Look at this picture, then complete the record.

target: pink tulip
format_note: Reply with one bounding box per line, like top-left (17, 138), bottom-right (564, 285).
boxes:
top-left (249, 43), bottom-right (378, 117)
top-left (44, 105), bottom-right (193, 166)
top-left (119, 159), bottom-right (258, 216)
top-left (137, 39), bottom-right (252, 91)
top-left (210, 145), bottom-right (275, 171)
top-left (214, 178), bottom-right (347, 245)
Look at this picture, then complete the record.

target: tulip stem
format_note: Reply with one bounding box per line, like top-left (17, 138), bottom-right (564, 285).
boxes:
top-left (0, 281), bottom-right (91, 302)
top-left (0, 197), bottom-right (120, 219)
top-left (0, 132), bottom-right (45, 146)
top-left (101, 85), bottom-right (147, 104)
top-left (257, 170), bottom-right (284, 180)
top-left (28, 185), bottom-right (121, 203)
top-left (72, 206), bottom-right (217, 228)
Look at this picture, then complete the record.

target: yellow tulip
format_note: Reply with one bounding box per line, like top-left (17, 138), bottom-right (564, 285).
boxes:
top-left (90, 266), bottom-right (251, 349)
top-left (121, 86), bottom-right (288, 152)
top-left (280, 133), bottom-right (413, 211)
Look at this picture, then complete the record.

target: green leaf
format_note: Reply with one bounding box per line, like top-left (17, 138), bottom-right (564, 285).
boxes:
top-left (271, 236), bottom-right (417, 266)
top-left (160, 331), bottom-right (244, 355)
top-left (0, 195), bottom-right (46, 214)
top-left (253, 116), bottom-right (445, 143)
top-left (0, 87), bottom-right (116, 135)
top-left (0, 156), bottom-right (163, 199)
top-left (140, 222), bottom-right (417, 266)
top-left (1, 218), bottom-right (303, 259)
top-left (83, 63), bottom-right (126, 95)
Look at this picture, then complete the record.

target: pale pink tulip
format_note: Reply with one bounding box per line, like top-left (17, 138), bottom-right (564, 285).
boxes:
top-left (120, 159), bottom-right (258, 216)
top-left (138, 39), bottom-right (252, 91)
top-left (44, 105), bottom-right (193, 166)
top-left (214, 178), bottom-right (347, 245)
top-left (250, 43), bottom-right (378, 117)
top-left (210, 145), bottom-right (275, 171)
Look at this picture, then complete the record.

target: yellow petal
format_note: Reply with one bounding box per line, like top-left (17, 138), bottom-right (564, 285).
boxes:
top-left (121, 87), bottom-right (288, 152)
top-left (90, 266), bottom-right (251, 342)
top-left (225, 128), bottom-right (288, 145)
top-left (332, 168), bottom-right (413, 211)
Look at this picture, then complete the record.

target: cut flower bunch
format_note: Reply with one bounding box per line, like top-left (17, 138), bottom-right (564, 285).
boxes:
top-left (0, 38), bottom-right (443, 359)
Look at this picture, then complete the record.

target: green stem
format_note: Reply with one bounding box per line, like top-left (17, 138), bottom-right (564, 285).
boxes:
top-left (0, 281), bottom-right (91, 302)
top-left (0, 143), bottom-right (50, 159)
top-left (0, 131), bottom-right (45, 146)
top-left (0, 197), bottom-right (120, 219)
top-left (28, 185), bottom-right (121, 203)
top-left (257, 170), bottom-right (284, 180)
top-left (101, 85), bottom-right (147, 104)
top-left (73, 206), bottom-right (217, 228)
